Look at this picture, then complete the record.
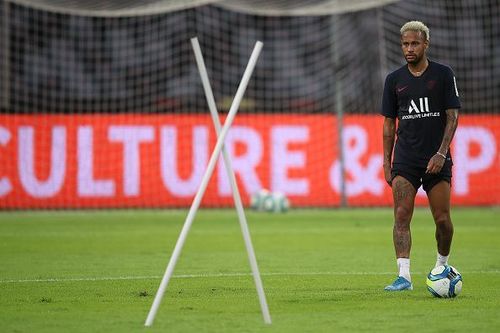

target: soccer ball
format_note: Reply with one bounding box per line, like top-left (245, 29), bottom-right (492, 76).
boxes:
top-left (263, 191), bottom-right (290, 213)
top-left (426, 265), bottom-right (463, 298)
top-left (250, 189), bottom-right (271, 211)
top-left (249, 189), bottom-right (290, 213)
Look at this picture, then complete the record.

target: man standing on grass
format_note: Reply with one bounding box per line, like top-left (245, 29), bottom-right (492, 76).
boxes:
top-left (381, 21), bottom-right (460, 291)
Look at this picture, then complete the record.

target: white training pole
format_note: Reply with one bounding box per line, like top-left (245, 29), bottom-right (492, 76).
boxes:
top-left (190, 37), bottom-right (271, 324)
top-left (145, 40), bottom-right (263, 327)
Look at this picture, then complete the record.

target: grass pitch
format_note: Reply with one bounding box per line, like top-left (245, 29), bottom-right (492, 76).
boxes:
top-left (1, 208), bottom-right (499, 332)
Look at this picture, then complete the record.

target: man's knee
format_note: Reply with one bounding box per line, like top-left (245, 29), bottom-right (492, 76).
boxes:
top-left (432, 209), bottom-right (452, 226)
top-left (395, 205), bottom-right (412, 225)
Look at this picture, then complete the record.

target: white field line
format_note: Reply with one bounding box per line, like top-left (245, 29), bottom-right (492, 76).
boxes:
top-left (1, 270), bottom-right (499, 284)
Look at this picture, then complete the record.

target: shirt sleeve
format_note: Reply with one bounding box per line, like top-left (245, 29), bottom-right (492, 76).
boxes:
top-left (443, 67), bottom-right (461, 109)
top-left (381, 74), bottom-right (397, 118)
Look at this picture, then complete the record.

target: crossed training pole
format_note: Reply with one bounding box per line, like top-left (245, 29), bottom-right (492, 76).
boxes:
top-left (144, 38), bottom-right (271, 327)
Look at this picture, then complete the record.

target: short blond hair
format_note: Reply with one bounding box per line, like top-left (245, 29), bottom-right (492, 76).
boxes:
top-left (400, 21), bottom-right (430, 41)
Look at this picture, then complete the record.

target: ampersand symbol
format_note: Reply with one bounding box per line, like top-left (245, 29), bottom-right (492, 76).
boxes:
top-left (330, 125), bottom-right (384, 196)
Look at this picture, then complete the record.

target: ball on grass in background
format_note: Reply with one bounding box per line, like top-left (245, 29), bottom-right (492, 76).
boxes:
top-left (250, 189), bottom-right (271, 211)
top-left (250, 190), bottom-right (290, 213)
top-left (426, 265), bottom-right (463, 298)
top-left (263, 191), bottom-right (290, 213)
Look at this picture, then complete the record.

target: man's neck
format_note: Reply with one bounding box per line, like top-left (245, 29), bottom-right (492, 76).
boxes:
top-left (408, 58), bottom-right (429, 76)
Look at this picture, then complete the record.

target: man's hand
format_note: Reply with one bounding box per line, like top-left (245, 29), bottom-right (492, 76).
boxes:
top-left (426, 153), bottom-right (446, 174)
top-left (384, 163), bottom-right (392, 186)
top-left (428, 109), bottom-right (458, 174)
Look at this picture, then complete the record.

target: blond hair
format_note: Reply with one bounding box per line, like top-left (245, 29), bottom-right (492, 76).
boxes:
top-left (400, 21), bottom-right (430, 41)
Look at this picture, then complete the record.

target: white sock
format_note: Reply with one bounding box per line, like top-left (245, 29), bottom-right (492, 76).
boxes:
top-left (435, 253), bottom-right (449, 267)
top-left (397, 258), bottom-right (411, 282)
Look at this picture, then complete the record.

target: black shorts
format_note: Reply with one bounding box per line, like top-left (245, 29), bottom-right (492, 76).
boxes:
top-left (391, 162), bottom-right (452, 193)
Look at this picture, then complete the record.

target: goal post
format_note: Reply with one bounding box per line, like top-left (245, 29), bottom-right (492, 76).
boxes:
top-left (0, 0), bottom-right (499, 209)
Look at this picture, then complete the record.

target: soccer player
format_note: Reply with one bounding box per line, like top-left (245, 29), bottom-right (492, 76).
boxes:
top-left (381, 21), bottom-right (460, 291)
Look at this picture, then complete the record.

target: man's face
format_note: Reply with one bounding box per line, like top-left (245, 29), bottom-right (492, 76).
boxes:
top-left (401, 30), bottom-right (428, 65)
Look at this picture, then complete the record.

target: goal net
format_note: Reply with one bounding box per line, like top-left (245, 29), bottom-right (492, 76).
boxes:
top-left (0, 0), bottom-right (498, 208)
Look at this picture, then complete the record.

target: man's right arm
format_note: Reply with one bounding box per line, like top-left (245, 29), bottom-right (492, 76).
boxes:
top-left (383, 117), bottom-right (396, 186)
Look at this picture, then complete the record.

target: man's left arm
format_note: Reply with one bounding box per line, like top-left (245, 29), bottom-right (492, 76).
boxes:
top-left (426, 109), bottom-right (459, 174)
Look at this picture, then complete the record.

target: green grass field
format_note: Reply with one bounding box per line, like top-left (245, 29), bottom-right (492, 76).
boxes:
top-left (1, 208), bottom-right (499, 332)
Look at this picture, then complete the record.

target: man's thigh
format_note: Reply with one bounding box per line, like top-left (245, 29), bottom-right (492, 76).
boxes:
top-left (391, 175), bottom-right (417, 214)
top-left (427, 180), bottom-right (452, 218)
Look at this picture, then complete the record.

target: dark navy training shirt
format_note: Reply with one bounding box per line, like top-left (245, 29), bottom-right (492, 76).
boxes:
top-left (381, 60), bottom-right (461, 168)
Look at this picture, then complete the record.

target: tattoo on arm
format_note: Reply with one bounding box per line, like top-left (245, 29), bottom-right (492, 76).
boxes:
top-left (438, 109), bottom-right (459, 155)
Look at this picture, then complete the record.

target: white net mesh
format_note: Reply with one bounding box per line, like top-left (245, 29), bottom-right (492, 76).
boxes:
top-left (7, 0), bottom-right (212, 16)
top-left (217, 0), bottom-right (399, 16)
top-left (0, 0), bottom-right (499, 208)
top-left (1, 3), bottom-right (386, 115)
top-left (381, 1), bottom-right (500, 114)
top-left (9, 0), bottom-right (399, 16)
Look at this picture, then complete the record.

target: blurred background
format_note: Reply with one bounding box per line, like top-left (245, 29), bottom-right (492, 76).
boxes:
top-left (2, 0), bottom-right (499, 114)
top-left (0, 0), bottom-right (499, 208)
